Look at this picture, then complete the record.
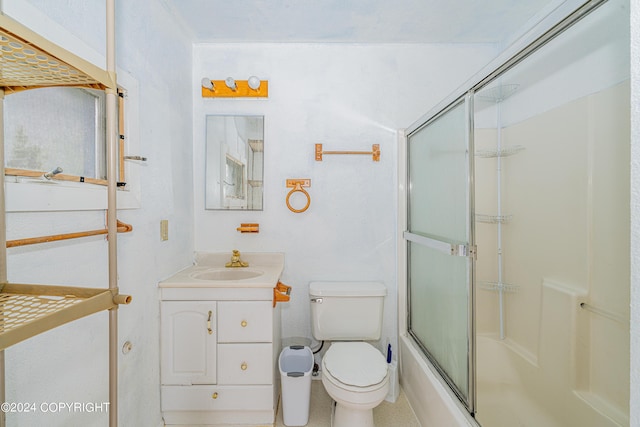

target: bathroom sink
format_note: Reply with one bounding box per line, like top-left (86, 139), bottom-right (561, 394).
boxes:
top-left (190, 268), bottom-right (264, 281)
top-left (159, 252), bottom-right (284, 289)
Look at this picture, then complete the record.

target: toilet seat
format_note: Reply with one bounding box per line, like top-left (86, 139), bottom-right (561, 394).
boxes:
top-left (323, 342), bottom-right (388, 388)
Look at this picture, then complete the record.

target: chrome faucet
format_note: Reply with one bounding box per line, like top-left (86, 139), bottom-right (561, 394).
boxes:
top-left (225, 249), bottom-right (249, 267)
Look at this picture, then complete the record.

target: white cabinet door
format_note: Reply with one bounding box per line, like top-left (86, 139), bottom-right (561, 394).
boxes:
top-left (161, 301), bottom-right (217, 385)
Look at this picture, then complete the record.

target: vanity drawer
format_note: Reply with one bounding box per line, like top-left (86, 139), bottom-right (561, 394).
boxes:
top-left (218, 343), bottom-right (273, 385)
top-left (217, 301), bottom-right (272, 342)
top-left (161, 384), bottom-right (272, 411)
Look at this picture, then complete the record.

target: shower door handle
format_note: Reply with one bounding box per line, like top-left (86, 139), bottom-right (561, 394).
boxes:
top-left (404, 231), bottom-right (476, 259)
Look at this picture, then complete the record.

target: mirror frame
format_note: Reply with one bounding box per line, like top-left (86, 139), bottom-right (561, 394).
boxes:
top-left (204, 115), bottom-right (264, 210)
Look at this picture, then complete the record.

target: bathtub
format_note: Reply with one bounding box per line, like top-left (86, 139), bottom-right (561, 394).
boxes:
top-left (474, 333), bottom-right (627, 427)
top-left (400, 329), bottom-right (627, 427)
top-left (399, 334), bottom-right (477, 427)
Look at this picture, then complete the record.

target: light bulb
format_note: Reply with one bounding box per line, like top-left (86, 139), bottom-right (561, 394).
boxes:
top-left (247, 76), bottom-right (261, 90)
top-left (201, 77), bottom-right (214, 90)
top-left (225, 77), bottom-right (237, 90)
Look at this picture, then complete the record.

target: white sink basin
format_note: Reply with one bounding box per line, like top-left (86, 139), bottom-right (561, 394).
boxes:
top-left (190, 268), bottom-right (264, 281)
top-left (159, 252), bottom-right (284, 289)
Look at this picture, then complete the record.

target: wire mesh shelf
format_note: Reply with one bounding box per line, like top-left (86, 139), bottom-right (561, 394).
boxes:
top-left (0, 13), bottom-right (114, 93)
top-left (0, 283), bottom-right (123, 350)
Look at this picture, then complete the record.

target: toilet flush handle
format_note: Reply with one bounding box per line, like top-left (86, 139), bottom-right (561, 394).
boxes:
top-left (310, 298), bottom-right (323, 304)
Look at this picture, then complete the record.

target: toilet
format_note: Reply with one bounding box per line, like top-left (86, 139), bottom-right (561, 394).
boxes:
top-left (309, 281), bottom-right (389, 427)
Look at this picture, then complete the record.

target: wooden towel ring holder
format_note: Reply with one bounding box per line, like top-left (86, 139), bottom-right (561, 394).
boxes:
top-left (285, 179), bottom-right (311, 213)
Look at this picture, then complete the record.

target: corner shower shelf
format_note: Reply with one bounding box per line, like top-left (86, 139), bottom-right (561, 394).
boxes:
top-left (476, 214), bottom-right (513, 224)
top-left (475, 145), bottom-right (525, 158)
top-left (474, 84), bottom-right (524, 342)
top-left (478, 281), bottom-right (519, 293)
top-left (476, 84), bottom-right (520, 103)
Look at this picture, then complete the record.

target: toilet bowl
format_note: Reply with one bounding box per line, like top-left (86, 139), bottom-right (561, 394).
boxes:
top-left (309, 281), bottom-right (389, 427)
top-left (321, 342), bottom-right (390, 427)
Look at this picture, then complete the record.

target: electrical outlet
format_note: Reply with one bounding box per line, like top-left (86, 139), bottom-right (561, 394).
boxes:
top-left (160, 220), bottom-right (169, 241)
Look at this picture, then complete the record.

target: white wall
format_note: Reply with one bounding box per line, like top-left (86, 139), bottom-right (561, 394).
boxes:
top-left (193, 43), bottom-right (497, 358)
top-left (2, 1), bottom-right (194, 426)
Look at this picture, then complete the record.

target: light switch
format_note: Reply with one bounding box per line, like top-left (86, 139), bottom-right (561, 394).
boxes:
top-left (160, 219), bottom-right (169, 241)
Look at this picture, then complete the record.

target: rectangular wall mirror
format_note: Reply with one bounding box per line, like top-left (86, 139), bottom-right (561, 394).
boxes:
top-left (205, 115), bottom-right (264, 210)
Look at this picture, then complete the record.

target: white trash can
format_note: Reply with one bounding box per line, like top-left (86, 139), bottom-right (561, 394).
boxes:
top-left (279, 345), bottom-right (314, 426)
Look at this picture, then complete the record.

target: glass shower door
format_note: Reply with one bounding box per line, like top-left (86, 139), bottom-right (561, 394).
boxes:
top-left (405, 96), bottom-right (475, 411)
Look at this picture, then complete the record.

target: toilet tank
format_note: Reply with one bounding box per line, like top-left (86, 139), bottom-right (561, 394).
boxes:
top-left (309, 281), bottom-right (386, 341)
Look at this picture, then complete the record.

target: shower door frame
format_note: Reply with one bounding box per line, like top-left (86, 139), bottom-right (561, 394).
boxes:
top-left (404, 93), bottom-right (477, 413)
top-left (399, 0), bottom-right (611, 419)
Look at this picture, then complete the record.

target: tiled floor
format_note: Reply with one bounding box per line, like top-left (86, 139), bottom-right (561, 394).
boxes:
top-left (275, 379), bottom-right (421, 427)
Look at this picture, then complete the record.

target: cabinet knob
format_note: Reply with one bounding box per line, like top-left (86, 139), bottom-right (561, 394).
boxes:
top-left (212, 392), bottom-right (218, 399)
top-left (241, 320), bottom-right (247, 327)
top-left (241, 362), bottom-right (248, 371)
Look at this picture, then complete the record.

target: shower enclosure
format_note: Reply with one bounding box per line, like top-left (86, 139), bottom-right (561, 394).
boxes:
top-left (403, 0), bottom-right (630, 425)
top-left (405, 97), bottom-right (475, 410)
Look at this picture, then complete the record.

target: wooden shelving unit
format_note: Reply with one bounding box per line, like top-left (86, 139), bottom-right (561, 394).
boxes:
top-left (0, 3), bottom-right (129, 426)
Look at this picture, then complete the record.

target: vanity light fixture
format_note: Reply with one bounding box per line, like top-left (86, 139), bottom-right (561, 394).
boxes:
top-left (225, 77), bottom-right (237, 91)
top-left (247, 75), bottom-right (261, 90)
top-left (201, 76), bottom-right (269, 98)
top-left (201, 77), bottom-right (214, 90)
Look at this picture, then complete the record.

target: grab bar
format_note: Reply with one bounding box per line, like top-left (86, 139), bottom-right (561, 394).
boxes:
top-left (579, 302), bottom-right (627, 325)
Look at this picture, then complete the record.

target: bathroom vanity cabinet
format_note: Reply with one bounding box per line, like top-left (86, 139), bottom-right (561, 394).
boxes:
top-left (159, 253), bottom-right (284, 426)
top-left (160, 292), bottom-right (281, 425)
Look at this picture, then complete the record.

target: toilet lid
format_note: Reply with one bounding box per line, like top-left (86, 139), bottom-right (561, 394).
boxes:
top-left (323, 342), bottom-right (388, 387)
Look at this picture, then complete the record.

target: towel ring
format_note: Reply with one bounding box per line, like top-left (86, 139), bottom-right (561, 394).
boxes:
top-left (286, 179), bottom-right (311, 213)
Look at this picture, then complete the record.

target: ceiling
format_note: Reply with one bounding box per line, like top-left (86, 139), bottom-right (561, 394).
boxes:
top-left (162, 0), bottom-right (557, 44)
